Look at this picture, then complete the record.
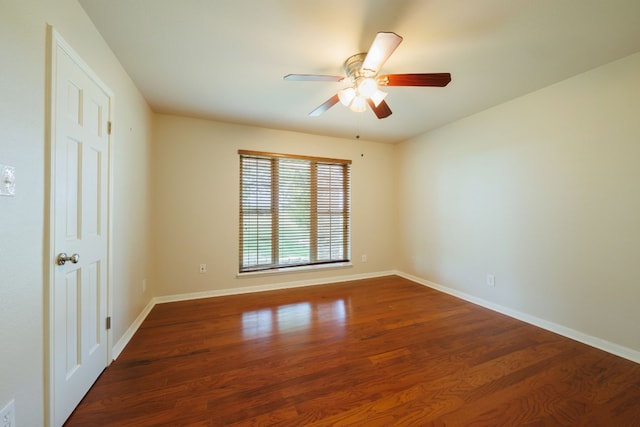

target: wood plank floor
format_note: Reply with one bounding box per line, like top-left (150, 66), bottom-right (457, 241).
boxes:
top-left (65, 275), bottom-right (640, 426)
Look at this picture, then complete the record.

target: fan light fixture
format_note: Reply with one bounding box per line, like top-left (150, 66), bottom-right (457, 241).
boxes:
top-left (370, 89), bottom-right (387, 107)
top-left (336, 55), bottom-right (389, 112)
top-left (338, 87), bottom-right (356, 106)
top-left (284, 32), bottom-right (452, 119)
top-left (357, 77), bottom-right (377, 97)
top-left (350, 96), bottom-right (367, 112)
top-left (338, 81), bottom-right (387, 111)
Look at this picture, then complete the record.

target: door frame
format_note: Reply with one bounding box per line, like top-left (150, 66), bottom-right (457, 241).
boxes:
top-left (44, 26), bottom-right (114, 427)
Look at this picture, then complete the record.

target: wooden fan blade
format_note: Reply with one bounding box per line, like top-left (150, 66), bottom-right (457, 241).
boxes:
top-left (309, 94), bottom-right (340, 117)
top-left (378, 73), bottom-right (452, 87)
top-left (366, 98), bottom-right (392, 119)
top-left (284, 74), bottom-right (344, 82)
top-left (361, 32), bottom-right (403, 74)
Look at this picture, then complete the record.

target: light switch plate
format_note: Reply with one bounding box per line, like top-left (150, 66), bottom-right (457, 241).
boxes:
top-left (0, 164), bottom-right (16, 196)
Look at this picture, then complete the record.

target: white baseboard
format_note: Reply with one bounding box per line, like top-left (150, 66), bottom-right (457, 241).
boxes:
top-left (395, 270), bottom-right (640, 365)
top-left (154, 270), bottom-right (396, 304)
top-left (111, 270), bottom-right (395, 359)
top-left (113, 270), bottom-right (639, 365)
top-left (111, 298), bottom-right (155, 360)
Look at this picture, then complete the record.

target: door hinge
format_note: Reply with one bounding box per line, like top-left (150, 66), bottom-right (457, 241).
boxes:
top-left (107, 121), bottom-right (112, 135)
top-left (106, 316), bottom-right (112, 330)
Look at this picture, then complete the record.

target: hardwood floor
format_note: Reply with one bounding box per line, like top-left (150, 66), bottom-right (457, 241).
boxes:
top-left (65, 275), bottom-right (640, 426)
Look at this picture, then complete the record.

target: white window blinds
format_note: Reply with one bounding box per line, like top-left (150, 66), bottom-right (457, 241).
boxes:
top-left (239, 150), bottom-right (351, 273)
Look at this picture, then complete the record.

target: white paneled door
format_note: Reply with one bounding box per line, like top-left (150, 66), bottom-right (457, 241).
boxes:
top-left (48, 29), bottom-right (111, 427)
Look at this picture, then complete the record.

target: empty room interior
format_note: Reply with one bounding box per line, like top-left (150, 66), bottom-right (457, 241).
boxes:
top-left (1, 0), bottom-right (640, 425)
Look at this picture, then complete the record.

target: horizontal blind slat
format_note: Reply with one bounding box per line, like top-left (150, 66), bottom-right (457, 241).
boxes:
top-left (240, 152), bottom-right (350, 272)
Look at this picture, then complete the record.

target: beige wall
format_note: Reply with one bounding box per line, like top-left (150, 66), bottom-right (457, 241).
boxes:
top-left (396, 52), bottom-right (640, 355)
top-left (152, 114), bottom-right (396, 297)
top-left (0, 0), bottom-right (153, 424)
top-left (1, 0), bottom-right (639, 424)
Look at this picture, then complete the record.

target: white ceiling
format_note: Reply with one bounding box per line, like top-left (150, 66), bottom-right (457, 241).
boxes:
top-left (79, 0), bottom-right (640, 143)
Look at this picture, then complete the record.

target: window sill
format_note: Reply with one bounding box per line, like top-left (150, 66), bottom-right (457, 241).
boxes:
top-left (237, 262), bottom-right (353, 278)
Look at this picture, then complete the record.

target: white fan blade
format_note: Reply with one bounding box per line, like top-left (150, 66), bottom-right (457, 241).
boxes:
top-left (361, 32), bottom-right (403, 74)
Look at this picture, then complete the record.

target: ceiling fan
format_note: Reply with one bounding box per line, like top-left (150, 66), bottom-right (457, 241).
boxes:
top-left (284, 32), bottom-right (451, 119)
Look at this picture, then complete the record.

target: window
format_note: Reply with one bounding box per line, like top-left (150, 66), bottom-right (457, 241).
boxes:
top-left (239, 150), bottom-right (351, 273)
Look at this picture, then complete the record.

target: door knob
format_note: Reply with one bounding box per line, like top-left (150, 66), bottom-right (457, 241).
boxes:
top-left (57, 252), bottom-right (80, 266)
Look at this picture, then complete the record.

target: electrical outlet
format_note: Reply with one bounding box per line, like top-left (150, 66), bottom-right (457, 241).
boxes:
top-left (0, 164), bottom-right (16, 197)
top-left (486, 274), bottom-right (496, 287)
top-left (142, 279), bottom-right (147, 293)
top-left (0, 399), bottom-right (15, 427)
top-left (361, 254), bottom-right (367, 262)
top-left (199, 264), bottom-right (207, 273)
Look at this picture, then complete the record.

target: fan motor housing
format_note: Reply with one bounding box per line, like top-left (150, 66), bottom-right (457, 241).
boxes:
top-left (344, 53), bottom-right (373, 81)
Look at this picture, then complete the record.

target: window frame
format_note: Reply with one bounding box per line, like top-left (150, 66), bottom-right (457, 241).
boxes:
top-left (238, 150), bottom-right (351, 274)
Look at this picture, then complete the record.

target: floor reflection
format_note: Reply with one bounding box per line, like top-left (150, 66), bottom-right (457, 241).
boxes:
top-left (242, 299), bottom-right (348, 339)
